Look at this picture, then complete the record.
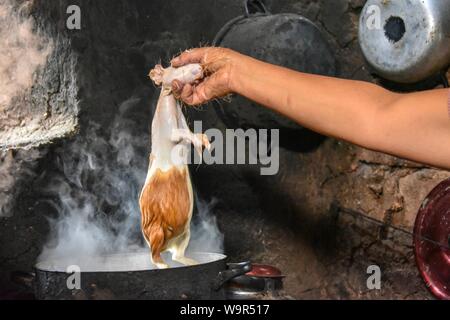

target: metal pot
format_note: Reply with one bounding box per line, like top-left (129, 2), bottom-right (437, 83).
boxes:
top-left (414, 178), bottom-right (450, 300)
top-left (213, 0), bottom-right (337, 131)
top-left (224, 264), bottom-right (286, 300)
top-left (11, 251), bottom-right (251, 300)
top-left (359, 0), bottom-right (450, 84)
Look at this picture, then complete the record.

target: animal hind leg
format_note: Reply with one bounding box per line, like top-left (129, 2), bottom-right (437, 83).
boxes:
top-left (171, 230), bottom-right (198, 266)
top-left (148, 227), bottom-right (169, 269)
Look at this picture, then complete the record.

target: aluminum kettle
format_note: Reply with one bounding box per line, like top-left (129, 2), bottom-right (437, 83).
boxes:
top-left (359, 0), bottom-right (450, 84)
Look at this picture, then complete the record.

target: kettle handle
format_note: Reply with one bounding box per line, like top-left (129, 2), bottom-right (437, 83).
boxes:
top-left (212, 261), bottom-right (252, 291)
top-left (244, 0), bottom-right (269, 17)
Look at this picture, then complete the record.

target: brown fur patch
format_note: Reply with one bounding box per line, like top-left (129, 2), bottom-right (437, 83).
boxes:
top-left (139, 167), bottom-right (191, 263)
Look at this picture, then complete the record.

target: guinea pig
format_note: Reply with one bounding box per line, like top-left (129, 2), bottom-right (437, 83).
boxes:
top-left (139, 63), bottom-right (210, 269)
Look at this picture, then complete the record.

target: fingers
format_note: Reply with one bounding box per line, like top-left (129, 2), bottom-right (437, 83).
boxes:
top-left (171, 80), bottom-right (203, 105)
top-left (171, 47), bottom-right (211, 67)
top-left (177, 83), bottom-right (194, 104)
top-left (173, 70), bottom-right (229, 106)
top-left (172, 79), bottom-right (183, 98)
top-left (172, 80), bottom-right (208, 105)
top-left (175, 83), bottom-right (204, 106)
top-left (170, 47), bottom-right (233, 105)
top-left (192, 81), bottom-right (213, 105)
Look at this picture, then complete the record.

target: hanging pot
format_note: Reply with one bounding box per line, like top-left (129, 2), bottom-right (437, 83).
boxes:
top-left (213, 0), bottom-right (337, 131)
top-left (359, 0), bottom-right (450, 84)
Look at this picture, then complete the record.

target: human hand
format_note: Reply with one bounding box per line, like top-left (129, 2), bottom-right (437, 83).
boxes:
top-left (170, 47), bottom-right (241, 105)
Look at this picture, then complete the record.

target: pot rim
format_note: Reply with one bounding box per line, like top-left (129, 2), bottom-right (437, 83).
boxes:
top-left (35, 251), bottom-right (227, 273)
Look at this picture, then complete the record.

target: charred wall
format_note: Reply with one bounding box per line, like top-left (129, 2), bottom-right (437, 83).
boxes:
top-left (0, 0), bottom-right (448, 299)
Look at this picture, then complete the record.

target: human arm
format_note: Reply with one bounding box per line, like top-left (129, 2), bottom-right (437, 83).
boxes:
top-left (171, 47), bottom-right (450, 169)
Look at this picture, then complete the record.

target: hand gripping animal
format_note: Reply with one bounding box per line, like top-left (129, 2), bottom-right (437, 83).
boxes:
top-left (139, 63), bottom-right (210, 269)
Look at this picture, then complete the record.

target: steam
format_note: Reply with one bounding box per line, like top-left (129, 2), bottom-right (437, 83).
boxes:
top-left (0, 0), bottom-right (53, 108)
top-left (39, 97), bottom-right (223, 264)
top-left (189, 197), bottom-right (224, 254)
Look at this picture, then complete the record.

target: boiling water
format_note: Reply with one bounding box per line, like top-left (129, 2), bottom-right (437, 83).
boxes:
top-left (35, 251), bottom-right (225, 272)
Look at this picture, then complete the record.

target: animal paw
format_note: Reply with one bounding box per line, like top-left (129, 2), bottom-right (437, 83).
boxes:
top-left (198, 133), bottom-right (211, 151)
top-left (173, 256), bottom-right (198, 266)
top-left (154, 262), bottom-right (170, 269)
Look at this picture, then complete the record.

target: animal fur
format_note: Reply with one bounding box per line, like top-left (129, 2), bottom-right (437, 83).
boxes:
top-left (139, 63), bottom-right (209, 269)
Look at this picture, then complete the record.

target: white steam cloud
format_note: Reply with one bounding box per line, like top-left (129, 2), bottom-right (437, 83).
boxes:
top-left (0, 0), bottom-right (52, 108)
top-left (39, 97), bottom-right (223, 266)
top-left (189, 197), bottom-right (224, 254)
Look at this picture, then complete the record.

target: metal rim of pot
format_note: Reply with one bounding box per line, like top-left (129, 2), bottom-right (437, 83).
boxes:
top-left (213, 0), bottom-right (270, 47)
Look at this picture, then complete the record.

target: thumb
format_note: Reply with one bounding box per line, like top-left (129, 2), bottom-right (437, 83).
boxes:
top-left (171, 79), bottom-right (183, 98)
top-left (187, 79), bottom-right (217, 105)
